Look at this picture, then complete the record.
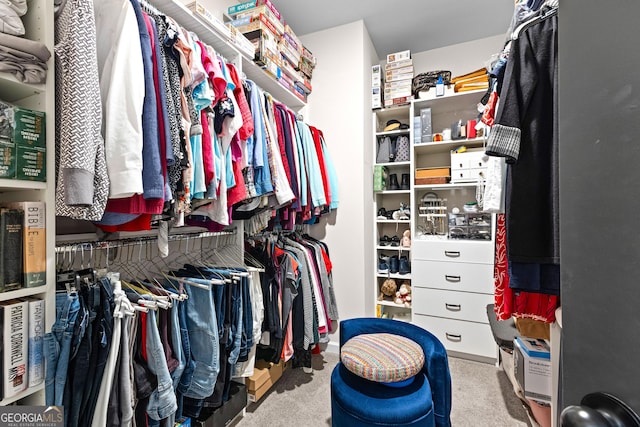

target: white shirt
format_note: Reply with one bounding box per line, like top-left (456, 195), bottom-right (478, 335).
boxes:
top-left (94, 0), bottom-right (145, 198)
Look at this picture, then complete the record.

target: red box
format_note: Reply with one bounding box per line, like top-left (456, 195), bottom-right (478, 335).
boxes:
top-left (467, 120), bottom-right (477, 139)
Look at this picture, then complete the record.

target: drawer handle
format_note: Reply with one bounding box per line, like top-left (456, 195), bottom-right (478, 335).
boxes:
top-left (445, 303), bottom-right (461, 311)
top-left (444, 251), bottom-right (460, 258)
top-left (445, 275), bottom-right (461, 282)
top-left (445, 333), bottom-right (462, 342)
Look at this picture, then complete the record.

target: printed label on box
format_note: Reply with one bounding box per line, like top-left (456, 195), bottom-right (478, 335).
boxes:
top-left (17, 145), bottom-right (46, 181)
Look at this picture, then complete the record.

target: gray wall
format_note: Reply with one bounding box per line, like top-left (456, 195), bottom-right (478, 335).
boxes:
top-left (559, 0), bottom-right (640, 413)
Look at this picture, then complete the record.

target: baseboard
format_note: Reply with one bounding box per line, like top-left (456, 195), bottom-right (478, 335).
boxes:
top-left (325, 341), bottom-right (340, 354)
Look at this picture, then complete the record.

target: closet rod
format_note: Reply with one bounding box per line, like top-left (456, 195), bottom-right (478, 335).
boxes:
top-left (139, 0), bottom-right (162, 16)
top-left (55, 229), bottom-right (237, 252)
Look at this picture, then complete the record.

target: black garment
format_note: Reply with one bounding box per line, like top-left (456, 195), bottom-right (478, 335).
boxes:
top-left (487, 9), bottom-right (559, 265)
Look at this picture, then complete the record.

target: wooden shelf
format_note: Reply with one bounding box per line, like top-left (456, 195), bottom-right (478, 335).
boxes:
top-left (0, 383), bottom-right (44, 405)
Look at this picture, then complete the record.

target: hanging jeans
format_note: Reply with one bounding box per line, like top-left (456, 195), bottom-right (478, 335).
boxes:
top-left (180, 279), bottom-right (219, 419)
top-left (167, 300), bottom-right (186, 426)
top-left (44, 291), bottom-right (81, 406)
top-left (145, 309), bottom-right (178, 426)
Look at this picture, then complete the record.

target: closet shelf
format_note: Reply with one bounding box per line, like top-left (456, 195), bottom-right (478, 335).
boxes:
top-left (0, 383), bottom-right (44, 406)
top-left (0, 73), bottom-right (45, 103)
top-left (375, 190), bottom-right (411, 195)
top-left (412, 88), bottom-right (486, 110)
top-left (414, 137), bottom-right (487, 155)
top-left (377, 300), bottom-right (411, 309)
top-left (375, 129), bottom-right (410, 137)
top-left (0, 285), bottom-right (48, 302)
top-left (149, 0), bottom-right (239, 59)
top-left (150, 0), bottom-right (306, 110)
top-left (240, 55), bottom-right (307, 109)
top-left (376, 219), bottom-right (411, 224)
top-left (414, 183), bottom-right (478, 190)
top-left (375, 161), bottom-right (410, 167)
top-left (377, 273), bottom-right (411, 280)
top-left (0, 179), bottom-right (47, 191)
top-left (376, 245), bottom-right (410, 251)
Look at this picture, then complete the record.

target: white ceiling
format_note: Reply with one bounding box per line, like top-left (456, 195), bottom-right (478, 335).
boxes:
top-left (273, 0), bottom-right (514, 58)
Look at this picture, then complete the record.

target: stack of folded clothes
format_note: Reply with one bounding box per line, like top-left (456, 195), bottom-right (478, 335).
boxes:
top-left (0, 0), bottom-right (51, 83)
top-left (450, 68), bottom-right (489, 93)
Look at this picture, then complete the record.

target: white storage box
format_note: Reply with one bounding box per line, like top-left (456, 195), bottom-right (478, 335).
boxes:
top-left (514, 337), bottom-right (552, 403)
top-left (450, 148), bottom-right (488, 183)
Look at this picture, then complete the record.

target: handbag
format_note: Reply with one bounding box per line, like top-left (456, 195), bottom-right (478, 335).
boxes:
top-left (395, 135), bottom-right (410, 162)
top-left (376, 136), bottom-right (393, 163)
top-left (412, 71), bottom-right (452, 98)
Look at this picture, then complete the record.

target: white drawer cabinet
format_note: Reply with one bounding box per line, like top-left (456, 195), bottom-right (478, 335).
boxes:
top-left (414, 314), bottom-right (497, 360)
top-left (413, 240), bottom-right (494, 264)
top-left (412, 288), bottom-right (494, 323)
top-left (412, 261), bottom-right (494, 294)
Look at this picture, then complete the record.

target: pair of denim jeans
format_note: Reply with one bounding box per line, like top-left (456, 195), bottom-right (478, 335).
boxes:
top-left (145, 309), bottom-right (178, 425)
top-left (176, 279), bottom-right (219, 418)
top-left (63, 276), bottom-right (115, 426)
top-left (44, 291), bottom-right (81, 407)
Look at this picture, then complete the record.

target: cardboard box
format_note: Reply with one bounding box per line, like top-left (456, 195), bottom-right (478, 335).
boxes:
top-left (186, 1), bottom-right (230, 38)
top-left (514, 337), bottom-right (551, 403)
top-left (245, 359), bottom-right (284, 391)
top-left (416, 167), bottom-right (451, 178)
top-left (385, 59), bottom-right (413, 71)
top-left (0, 102), bottom-right (46, 181)
top-left (246, 360), bottom-right (289, 402)
top-left (387, 50), bottom-right (411, 63)
top-left (383, 96), bottom-right (413, 107)
top-left (0, 101), bottom-right (45, 148)
top-left (415, 177), bottom-right (449, 185)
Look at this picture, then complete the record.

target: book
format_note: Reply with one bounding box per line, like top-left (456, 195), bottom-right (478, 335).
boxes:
top-left (0, 208), bottom-right (23, 292)
top-left (4, 202), bottom-right (45, 288)
top-left (25, 297), bottom-right (44, 388)
top-left (1, 299), bottom-right (28, 398)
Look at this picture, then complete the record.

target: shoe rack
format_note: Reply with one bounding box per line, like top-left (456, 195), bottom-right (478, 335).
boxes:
top-left (372, 105), bottom-right (413, 321)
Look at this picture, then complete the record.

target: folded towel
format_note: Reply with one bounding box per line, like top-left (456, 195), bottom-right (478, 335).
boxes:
top-left (0, 31), bottom-right (50, 61)
top-left (0, 3), bottom-right (24, 35)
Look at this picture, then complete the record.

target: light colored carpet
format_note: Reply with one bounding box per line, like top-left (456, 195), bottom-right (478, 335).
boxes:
top-left (233, 352), bottom-right (530, 426)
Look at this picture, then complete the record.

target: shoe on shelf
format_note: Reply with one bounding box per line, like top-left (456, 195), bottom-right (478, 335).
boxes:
top-left (388, 174), bottom-right (399, 190)
top-left (399, 256), bottom-right (411, 275)
top-left (400, 173), bottom-right (410, 190)
top-left (379, 235), bottom-right (391, 246)
top-left (390, 235), bottom-right (400, 247)
top-left (378, 255), bottom-right (390, 274)
top-left (377, 208), bottom-right (388, 220)
top-left (389, 255), bottom-right (399, 274)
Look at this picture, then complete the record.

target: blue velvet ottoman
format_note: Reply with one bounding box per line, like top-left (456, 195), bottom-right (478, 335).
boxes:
top-left (330, 318), bottom-right (452, 427)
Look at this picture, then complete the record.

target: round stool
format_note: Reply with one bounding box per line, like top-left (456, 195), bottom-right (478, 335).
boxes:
top-left (331, 332), bottom-right (435, 426)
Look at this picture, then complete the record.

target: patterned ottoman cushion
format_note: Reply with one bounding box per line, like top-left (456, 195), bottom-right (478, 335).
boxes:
top-left (340, 333), bottom-right (425, 383)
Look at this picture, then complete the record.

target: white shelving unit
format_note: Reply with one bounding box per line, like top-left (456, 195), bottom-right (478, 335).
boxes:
top-left (410, 90), bottom-right (497, 363)
top-left (0, 0), bottom-right (56, 406)
top-left (372, 88), bottom-right (497, 361)
top-left (372, 104), bottom-right (413, 320)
